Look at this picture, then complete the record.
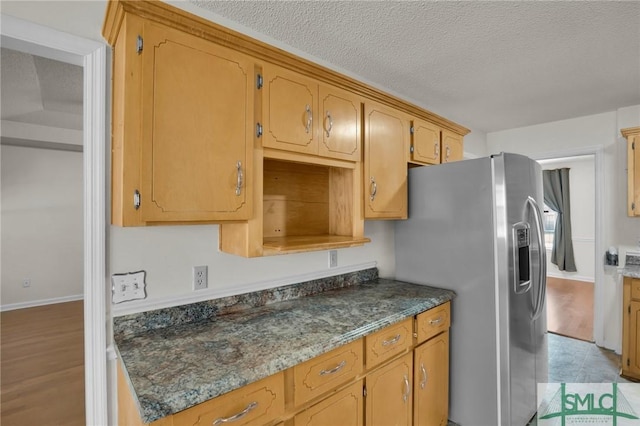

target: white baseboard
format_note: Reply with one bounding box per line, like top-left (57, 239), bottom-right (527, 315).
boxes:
top-left (546, 272), bottom-right (594, 283)
top-left (1, 293), bottom-right (84, 312)
top-left (113, 261), bottom-right (377, 317)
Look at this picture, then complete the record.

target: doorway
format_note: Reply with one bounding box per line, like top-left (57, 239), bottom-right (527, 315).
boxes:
top-left (539, 154), bottom-right (596, 342)
top-left (0, 14), bottom-right (108, 425)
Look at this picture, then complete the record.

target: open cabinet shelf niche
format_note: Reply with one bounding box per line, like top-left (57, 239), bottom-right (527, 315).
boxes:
top-left (219, 157), bottom-right (369, 257)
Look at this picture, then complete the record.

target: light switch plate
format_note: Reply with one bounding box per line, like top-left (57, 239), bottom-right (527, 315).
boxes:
top-left (112, 271), bottom-right (147, 304)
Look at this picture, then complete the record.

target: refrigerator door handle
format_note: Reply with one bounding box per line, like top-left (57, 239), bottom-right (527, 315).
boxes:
top-left (526, 196), bottom-right (547, 320)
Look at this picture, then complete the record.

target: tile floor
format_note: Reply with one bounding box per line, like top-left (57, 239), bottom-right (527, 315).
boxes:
top-left (547, 332), bottom-right (631, 383)
top-left (526, 333), bottom-right (634, 426)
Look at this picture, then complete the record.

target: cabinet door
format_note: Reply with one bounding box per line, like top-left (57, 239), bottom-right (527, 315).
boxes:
top-left (441, 130), bottom-right (463, 163)
top-left (294, 381), bottom-right (364, 426)
top-left (629, 300), bottom-right (640, 377)
top-left (411, 119), bottom-right (440, 165)
top-left (318, 85), bottom-right (362, 161)
top-left (262, 64), bottom-right (318, 155)
top-left (140, 22), bottom-right (253, 222)
top-left (414, 332), bottom-right (449, 426)
top-left (364, 102), bottom-right (408, 219)
top-left (365, 353), bottom-right (413, 426)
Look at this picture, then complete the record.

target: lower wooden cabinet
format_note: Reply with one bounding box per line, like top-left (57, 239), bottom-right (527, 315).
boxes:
top-left (365, 352), bottom-right (413, 426)
top-left (118, 303), bottom-right (451, 426)
top-left (622, 277), bottom-right (640, 380)
top-left (414, 331), bottom-right (449, 426)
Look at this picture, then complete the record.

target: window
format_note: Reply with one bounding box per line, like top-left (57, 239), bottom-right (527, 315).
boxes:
top-left (543, 204), bottom-right (557, 250)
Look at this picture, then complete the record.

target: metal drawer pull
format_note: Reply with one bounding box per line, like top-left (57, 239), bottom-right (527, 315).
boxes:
top-left (319, 360), bottom-right (346, 376)
top-left (305, 104), bottom-right (312, 133)
top-left (325, 111), bottom-right (333, 137)
top-left (420, 363), bottom-right (428, 389)
top-left (382, 334), bottom-right (401, 346)
top-left (445, 145), bottom-right (451, 160)
top-left (402, 374), bottom-right (410, 403)
top-left (212, 401), bottom-right (258, 425)
top-left (235, 161), bottom-right (243, 196)
top-left (429, 316), bottom-right (443, 325)
top-left (369, 177), bottom-right (377, 201)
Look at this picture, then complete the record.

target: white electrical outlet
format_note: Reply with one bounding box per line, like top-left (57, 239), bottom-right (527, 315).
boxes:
top-left (193, 266), bottom-right (208, 290)
top-left (329, 250), bottom-right (338, 268)
top-left (111, 271), bottom-right (147, 304)
top-left (22, 278), bottom-right (31, 288)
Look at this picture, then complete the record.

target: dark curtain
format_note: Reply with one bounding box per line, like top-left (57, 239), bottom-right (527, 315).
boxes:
top-left (543, 168), bottom-right (577, 272)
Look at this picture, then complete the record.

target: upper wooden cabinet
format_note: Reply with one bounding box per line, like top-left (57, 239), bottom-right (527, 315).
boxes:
top-left (364, 101), bottom-right (409, 219)
top-left (262, 63), bottom-right (361, 161)
top-left (622, 127), bottom-right (640, 216)
top-left (110, 16), bottom-right (254, 225)
top-left (410, 120), bottom-right (464, 166)
top-left (441, 130), bottom-right (464, 163)
top-left (103, 0), bottom-right (469, 253)
top-left (410, 119), bottom-right (441, 165)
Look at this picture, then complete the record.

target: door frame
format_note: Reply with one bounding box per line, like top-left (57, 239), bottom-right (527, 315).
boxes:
top-left (1, 14), bottom-right (109, 425)
top-left (533, 146), bottom-right (605, 348)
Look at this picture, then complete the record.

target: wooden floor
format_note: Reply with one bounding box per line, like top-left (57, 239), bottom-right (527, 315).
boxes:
top-left (1, 301), bottom-right (85, 426)
top-left (546, 276), bottom-right (594, 342)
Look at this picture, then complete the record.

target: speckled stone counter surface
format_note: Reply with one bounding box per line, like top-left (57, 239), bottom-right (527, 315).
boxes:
top-left (114, 269), bottom-right (455, 423)
top-left (622, 253), bottom-right (640, 278)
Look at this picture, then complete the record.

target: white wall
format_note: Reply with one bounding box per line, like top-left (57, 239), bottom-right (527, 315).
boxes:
top-left (463, 128), bottom-right (488, 158)
top-left (109, 221), bottom-right (395, 310)
top-left (1, 145), bottom-right (84, 308)
top-left (540, 156), bottom-right (595, 282)
top-left (487, 106), bottom-right (640, 352)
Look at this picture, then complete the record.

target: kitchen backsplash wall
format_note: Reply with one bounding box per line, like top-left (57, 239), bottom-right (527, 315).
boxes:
top-left (109, 220), bottom-right (395, 314)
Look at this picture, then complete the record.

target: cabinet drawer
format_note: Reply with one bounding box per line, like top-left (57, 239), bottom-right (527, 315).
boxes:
top-left (173, 373), bottom-right (284, 426)
top-left (416, 302), bottom-right (450, 344)
top-left (293, 340), bottom-right (363, 405)
top-left (365, 318), bottom-right (413, 369)
top-left (631, 279), bottom-right (640, 301)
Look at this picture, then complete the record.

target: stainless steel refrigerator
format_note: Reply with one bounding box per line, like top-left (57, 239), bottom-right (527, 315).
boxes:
top-left (395, 152), bottom-right (548, 426)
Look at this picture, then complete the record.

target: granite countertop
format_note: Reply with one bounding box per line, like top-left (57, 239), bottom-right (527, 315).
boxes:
top-left (115, 272), bottom-right (455, 423)
top-left (621, 253), bottom-right (640, 278)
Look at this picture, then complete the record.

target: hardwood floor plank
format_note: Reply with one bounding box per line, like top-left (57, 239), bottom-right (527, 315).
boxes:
top-left (546, 277), bottom-right (594, 342)
top-left (1, 301), bottom-right (85, 426)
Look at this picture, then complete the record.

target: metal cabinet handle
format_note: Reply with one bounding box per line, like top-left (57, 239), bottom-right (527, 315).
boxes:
top-left (434, 142), bottom-right (440, 157)
top-left (325, 111), bottom-right (333, 137)
top-left (305, 104), bottom-right (312, 134)
top-left (428, 316), bottom-right (442, 325)
top-left (382, 334), bottom-right (401, 346)
top-left (402, 374), bottom-right (410, 403)
top-left (369, 177), bottom-right (377, 201)
top-left (212, 401), bottom-right (258, 425)
top-left (527, 196), bottom-right (547, 321)
top-left (235, 161), bottom-right (243, 196)
top-left (319, 360), bottom-right (346, 376)
top-left (445, 145), bottom-right (451, 161)
top-left (420, 363), bottom-right (428, 389)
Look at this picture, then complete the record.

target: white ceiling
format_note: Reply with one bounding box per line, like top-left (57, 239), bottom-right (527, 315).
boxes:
top-left (0, 1), bottom-right (637, 138)
top-left (188, 0), bottom-right (640, 133)
top-left (1, 47), bottom-right (83, 130)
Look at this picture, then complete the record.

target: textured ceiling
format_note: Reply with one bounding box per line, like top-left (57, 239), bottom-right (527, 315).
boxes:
top-left (189, 1), bottom-right (640, 133)
top-left (1, 47), bottom-right (83, 130)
